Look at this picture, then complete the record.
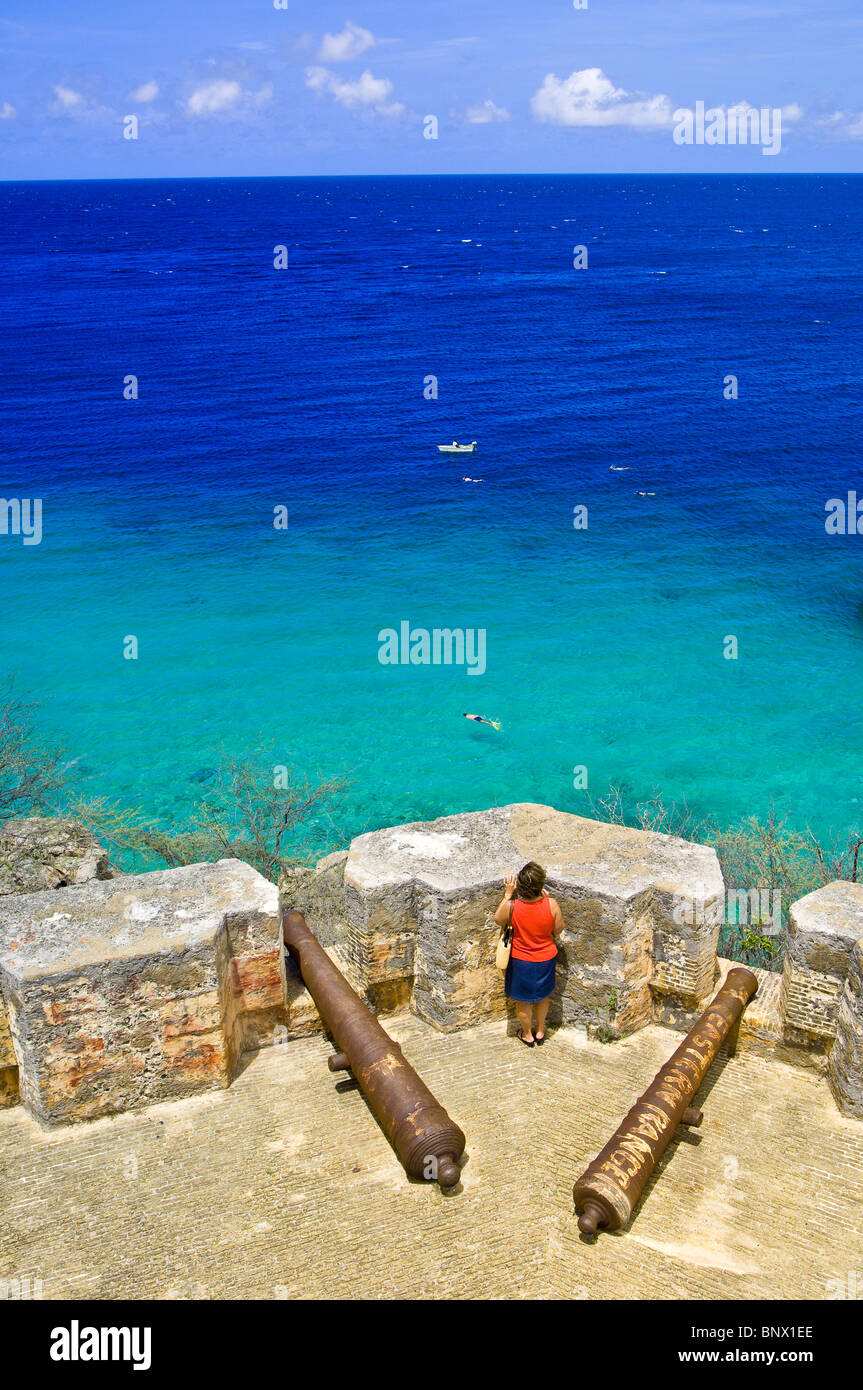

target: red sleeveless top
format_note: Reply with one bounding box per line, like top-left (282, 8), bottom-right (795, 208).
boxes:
top-left (510, 896), bottom-right (557, 962)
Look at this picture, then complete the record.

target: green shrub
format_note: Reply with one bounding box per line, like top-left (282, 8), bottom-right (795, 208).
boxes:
top-left (589, 785), bottom-right (861, 972)
top-left (71, 747), bottom-right (349, 883)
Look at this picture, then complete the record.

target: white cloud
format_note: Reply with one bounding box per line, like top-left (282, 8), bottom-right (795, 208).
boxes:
top-left (305, 66), bottom-right (404, 117)
top-left (318, 22), bottom-right (376, 63)
top-left (818, 109), bottom-right (863, 139)
top-left (186, 80), bottom-right (241, 115)
top-left (465, 99), bottom-right (510, 124)
top-left (53, 84), bottom-right (85, 111)
top-left (0, 101), bottom-right (16, 120)
top-left (185, 79), bottom-right (271, 117)
top-left (50, 84), bottom-right (114, 123)
top-left (130, 81), bottom-right (159, 104)
top-left (531, 68), bottom-right (674, 129)
top-left (531, 74), bottom-right (806, 139)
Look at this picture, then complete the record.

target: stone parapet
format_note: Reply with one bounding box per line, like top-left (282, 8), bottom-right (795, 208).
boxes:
top-left (342, 803), bottom-right (724, 1034)
top-left (781, 881), bottom-right (863, 1048)
top-left (829, 940), bottom-right (863, 1118)
top-left (3, 806), bottom-right (861, 1127)
top-left (0, 816), bottom-right (118, 1107)
top-left (0, 859), bottom-right (285, 1125)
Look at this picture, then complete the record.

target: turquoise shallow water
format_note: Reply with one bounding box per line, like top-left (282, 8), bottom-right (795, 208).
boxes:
top-left (2, 174), bottom-right (862, 846)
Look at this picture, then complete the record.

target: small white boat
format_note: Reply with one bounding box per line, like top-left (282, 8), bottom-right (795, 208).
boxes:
top-left (437, 440), bottom-right (477, 455)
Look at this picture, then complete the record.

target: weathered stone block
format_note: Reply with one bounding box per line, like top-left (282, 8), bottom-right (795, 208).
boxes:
top-left (343, 803), bottom-right (724, 1034)
top-left (0, 859), bottom-right (285, 1125)
top-left (413, 885), bottom-right (506, 1032)
top-left (0, 817), bottom-right (118, 1075)
top-left (781, 881), bottom-right (863, 1047)
top-left (342, 846), bottom-right (418, 1002)
top-left (649, 876), bottom-right (724, 1008)
top-left (829, 940), bottom-right (863, 1117)
top-left (508, 806), bottom-right (723, 1028)
top-left (281, 851), bottom-right (349, 948)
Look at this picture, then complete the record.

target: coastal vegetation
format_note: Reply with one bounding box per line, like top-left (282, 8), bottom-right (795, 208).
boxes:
top-left (590, 784), bottom-right (861, 969)
top-left (70, 750), bottom-right (349, 884)
top-left (0, 686), bottom-right (75, 820)
top-left (2, 689), bottom-right (859, 972)
top-left (0, 688), bottom-right (348, 883)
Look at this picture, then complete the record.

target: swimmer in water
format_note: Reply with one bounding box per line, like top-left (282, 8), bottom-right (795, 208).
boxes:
top-left (463, 712), bottom-right (502, 730)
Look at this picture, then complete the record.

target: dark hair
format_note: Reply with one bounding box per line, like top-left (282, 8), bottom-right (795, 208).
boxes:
top-left (515, 861), bottom-right (546, 901)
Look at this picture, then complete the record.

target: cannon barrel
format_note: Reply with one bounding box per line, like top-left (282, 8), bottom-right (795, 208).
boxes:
top-left (282, 910), bottom-right (465, 1191)
top-left (573, 966), bottom-right (758, 1235)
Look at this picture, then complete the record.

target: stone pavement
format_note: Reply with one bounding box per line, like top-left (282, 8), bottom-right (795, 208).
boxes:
top-left (2, 1012), bottom-right (862, 1301)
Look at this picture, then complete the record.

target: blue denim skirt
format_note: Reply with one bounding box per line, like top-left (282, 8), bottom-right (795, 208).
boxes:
top-left (505, 954), bottom-right (557, 1003)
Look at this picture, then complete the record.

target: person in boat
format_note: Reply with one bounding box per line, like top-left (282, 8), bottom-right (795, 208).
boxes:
top-left (494, 862), bottom-right (564, 1046)
top-left (463, 712), bottom-right (501, 730)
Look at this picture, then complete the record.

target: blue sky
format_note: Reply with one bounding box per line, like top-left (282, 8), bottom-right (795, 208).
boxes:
top-left (1, 0), bottom-right (862, 178)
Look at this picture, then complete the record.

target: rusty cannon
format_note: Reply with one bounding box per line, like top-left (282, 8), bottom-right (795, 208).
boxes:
top-left (573, 965), bottom-right (758, 1235)
top-left (282, 909), bottom-right (466, 1191)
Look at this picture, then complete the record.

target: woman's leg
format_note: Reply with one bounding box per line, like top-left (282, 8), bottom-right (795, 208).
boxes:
top-left (514, 1000), bottom-right (534, 1042)
top-left (534, 997), bottom-right (550, 1040)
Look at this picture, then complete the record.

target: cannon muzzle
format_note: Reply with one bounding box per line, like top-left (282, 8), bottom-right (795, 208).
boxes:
top-left (282, 909), bottom-right (466, 1192)
top-left (573, 966), bottom-right (758, 1234)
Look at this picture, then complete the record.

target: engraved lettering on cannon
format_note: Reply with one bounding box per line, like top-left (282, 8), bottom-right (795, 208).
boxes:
top-left (573, 968), bottom-right (758, 1235)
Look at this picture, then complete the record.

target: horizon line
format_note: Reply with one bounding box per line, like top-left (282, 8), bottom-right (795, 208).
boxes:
top-left (3, 169), bottom-right (862, 185)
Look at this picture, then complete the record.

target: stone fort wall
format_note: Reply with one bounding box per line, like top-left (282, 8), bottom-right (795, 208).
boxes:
top-left (1, 804), bottom-right (862, 1126)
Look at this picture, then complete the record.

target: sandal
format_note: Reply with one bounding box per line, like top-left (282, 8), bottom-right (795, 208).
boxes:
top-left (516, 1029), bottom-right (535, 1047)
top-left (534, 1031), bottom-right (546, 1046)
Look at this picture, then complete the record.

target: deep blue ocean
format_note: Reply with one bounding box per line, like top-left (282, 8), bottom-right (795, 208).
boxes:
top-left (1, 174), bottom-right (862, 847)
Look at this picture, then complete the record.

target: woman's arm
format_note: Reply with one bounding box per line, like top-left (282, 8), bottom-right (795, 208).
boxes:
top-left (494, 875), bottom-right (517, 926)
top-left (549, 898), bottom-right (564, 935)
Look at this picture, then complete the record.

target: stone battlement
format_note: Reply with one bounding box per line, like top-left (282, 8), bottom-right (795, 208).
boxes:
top-left (340, 802), bottom-right (725, 1031)
top-left (1, 804), bottom-right (862, 1126)
top-left (0, 859), bottom-right (285, 1124)
top-left (290, 804), bottom-right (863, 1119)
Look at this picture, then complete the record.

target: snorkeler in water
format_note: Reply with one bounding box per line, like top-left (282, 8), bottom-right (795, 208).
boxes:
top-left (463, 712), bottom-right (502, 730)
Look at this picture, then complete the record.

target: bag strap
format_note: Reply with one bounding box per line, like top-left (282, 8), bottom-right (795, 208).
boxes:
top-left (502, 897), bottom-right (514, 939)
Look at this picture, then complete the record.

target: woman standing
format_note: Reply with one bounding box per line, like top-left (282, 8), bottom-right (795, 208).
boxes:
top-left (494, 861), bottom-right (563, 1046)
